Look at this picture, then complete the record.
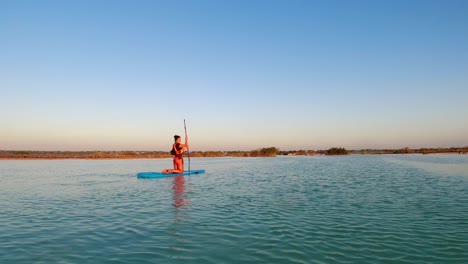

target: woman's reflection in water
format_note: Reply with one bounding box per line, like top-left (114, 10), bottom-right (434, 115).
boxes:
top-left (172, 176), bottom-right (188, 209)
top-left (172, 176), bottom-right (189, 225)
top-left (170, 176), bottom-right (190, 239)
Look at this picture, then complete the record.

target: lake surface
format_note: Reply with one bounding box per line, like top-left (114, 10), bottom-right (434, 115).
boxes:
top-left (1, 155), bottom-right (467, 263)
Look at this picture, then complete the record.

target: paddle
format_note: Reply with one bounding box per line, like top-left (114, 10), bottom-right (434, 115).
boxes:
top-left (184, 119), bottom-right (191, 173)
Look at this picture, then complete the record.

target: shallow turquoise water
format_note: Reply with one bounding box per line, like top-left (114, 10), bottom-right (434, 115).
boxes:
top-left (1, 155), bottom-right (467, 263)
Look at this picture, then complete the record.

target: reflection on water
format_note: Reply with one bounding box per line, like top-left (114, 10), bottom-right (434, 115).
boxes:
top-left (172, 176), bottom-right (187, 209)
top-left (387, 155), bottom-right (468, 177)
top-left (172, 176), bottom-right (189, 227)
top-left (1, 157), bottom-right (468, 264)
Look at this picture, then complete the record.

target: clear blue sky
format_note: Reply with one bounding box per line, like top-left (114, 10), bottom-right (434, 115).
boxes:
top-left (1, 0), bottom-right (467, 151)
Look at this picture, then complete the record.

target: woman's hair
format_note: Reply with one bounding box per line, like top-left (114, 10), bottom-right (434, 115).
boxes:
top-left (174, 135), bottom-right (181, 141)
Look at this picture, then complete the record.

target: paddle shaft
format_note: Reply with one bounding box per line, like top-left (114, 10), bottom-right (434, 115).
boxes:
top-left (184, 119), bottom-right (191, 172)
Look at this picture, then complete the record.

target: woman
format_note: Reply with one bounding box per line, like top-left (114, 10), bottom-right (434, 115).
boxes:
top-left (162, 135), bottom-right (188, 174)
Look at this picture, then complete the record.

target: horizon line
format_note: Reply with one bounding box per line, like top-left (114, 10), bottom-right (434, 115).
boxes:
top-left (2, 146), bottom-right (468, 152)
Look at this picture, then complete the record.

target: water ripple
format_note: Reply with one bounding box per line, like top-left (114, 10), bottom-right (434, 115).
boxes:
top-left (1, 156), bottom-right (468, 263)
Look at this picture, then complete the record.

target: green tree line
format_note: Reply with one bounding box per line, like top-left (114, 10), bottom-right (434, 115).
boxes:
top-left (1, 146), bottom-right (467, 159)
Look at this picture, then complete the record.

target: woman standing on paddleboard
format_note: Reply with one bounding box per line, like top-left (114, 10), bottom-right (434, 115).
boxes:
top-left (162, 135), bottom-right (188, 174)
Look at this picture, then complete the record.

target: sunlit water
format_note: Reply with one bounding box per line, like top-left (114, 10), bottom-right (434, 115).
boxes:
top-left (1, 155), bottom-right (467, 263)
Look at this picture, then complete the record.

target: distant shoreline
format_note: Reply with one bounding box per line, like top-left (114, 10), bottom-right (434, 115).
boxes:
top-left (0, 153), bottom-right (467, 161)
top-left (1, 147), bottom-right (467, 160)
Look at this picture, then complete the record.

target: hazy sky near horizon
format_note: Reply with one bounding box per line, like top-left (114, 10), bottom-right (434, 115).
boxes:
top-left (1, 0), bottom-right (468, 151)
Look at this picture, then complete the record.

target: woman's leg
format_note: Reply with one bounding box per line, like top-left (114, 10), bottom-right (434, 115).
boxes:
top-left (174, 158), bottom-right (184, 173)
top-left (162, 158), bottom-right (184, 174)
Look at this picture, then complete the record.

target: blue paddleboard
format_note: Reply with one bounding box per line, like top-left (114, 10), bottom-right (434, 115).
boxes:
top-left (137, 169), bottom-right (205, 179)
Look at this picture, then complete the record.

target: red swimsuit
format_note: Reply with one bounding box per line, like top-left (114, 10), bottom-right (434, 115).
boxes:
top-left (173, 143), bottom-right (184, 163)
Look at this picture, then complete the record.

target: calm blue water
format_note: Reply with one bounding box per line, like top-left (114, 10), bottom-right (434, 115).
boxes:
top-left (1, 155), bottom-right (467, 263)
